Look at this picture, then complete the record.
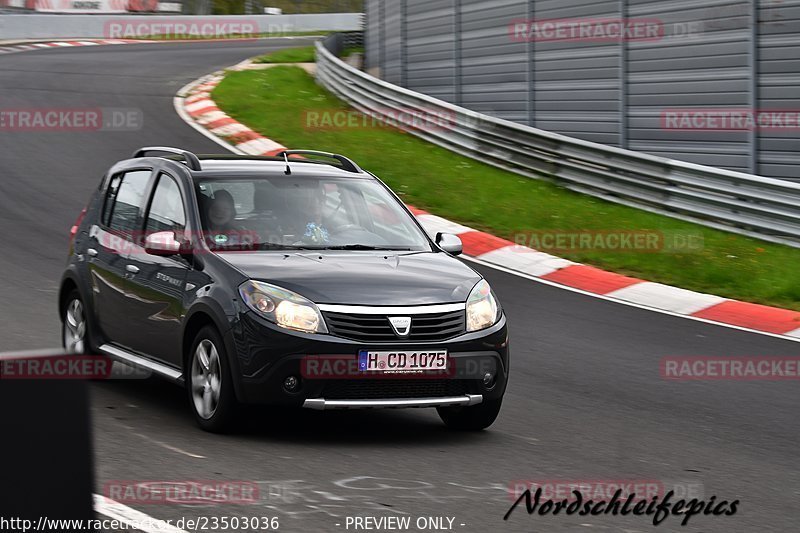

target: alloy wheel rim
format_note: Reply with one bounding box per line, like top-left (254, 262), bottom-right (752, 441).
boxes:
top-left (191, 339), bottom-right (221, 420)
top-left (63, 299), bottom-right (86, 353)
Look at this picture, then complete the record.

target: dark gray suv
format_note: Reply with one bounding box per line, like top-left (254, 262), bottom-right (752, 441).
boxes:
top-left (60, 147), bottom-right (509, 432)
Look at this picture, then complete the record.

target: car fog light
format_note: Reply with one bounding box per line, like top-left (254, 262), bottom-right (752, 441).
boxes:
top-left (284, 375), bottom-right (300, 392)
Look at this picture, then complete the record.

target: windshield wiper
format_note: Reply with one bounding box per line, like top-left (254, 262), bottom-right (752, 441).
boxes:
top-left (310, 244), bottom-right (414, 251)
top-left (252, 243), bottom-right (306, 251)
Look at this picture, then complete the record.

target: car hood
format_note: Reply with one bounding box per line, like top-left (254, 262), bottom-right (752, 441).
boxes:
top-left (218, 251), bottom-right (481, 305)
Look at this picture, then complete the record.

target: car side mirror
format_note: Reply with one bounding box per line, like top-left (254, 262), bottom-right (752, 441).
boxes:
top-left (144, 231), bottom-right (182, 256)
top-left (436, 232), bottom-right (463, 256)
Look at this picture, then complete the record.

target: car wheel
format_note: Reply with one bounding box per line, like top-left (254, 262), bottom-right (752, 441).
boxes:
top-left (188, 326), bottom-right (237, 433)
top-left (62, 290), bottom-right (89, 354)
top-left (437, 397), bottom-right (503, 431)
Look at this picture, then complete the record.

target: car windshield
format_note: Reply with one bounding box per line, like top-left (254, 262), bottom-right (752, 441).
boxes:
top-left (194, 176), bottom-right (432, 252)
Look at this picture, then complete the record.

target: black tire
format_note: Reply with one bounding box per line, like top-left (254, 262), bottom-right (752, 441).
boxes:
top-left (187, 325), bottom-right (238, 433)
top-left (61, 289), bottom-right (91, 355)
top-left (437, 397), bottom-right (503, 431)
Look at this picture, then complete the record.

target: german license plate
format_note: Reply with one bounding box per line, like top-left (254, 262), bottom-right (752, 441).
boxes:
top-left (358, 350), bottom-right (448, 372)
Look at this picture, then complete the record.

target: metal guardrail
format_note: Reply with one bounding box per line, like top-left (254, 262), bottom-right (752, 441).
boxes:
top-left (316, 36), bottom-right (800, 249)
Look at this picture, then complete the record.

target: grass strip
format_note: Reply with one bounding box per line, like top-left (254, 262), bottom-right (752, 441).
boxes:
top-left (253, 46), bottom-right (316, 63)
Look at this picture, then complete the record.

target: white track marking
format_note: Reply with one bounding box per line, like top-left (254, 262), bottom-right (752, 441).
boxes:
top-left (237, 137), bottom-right (285, 154)
top-left (415, 214), bottom-right (472, 236)
top-left (132, 432), bottom-right (206, 459)
top-left (605, 282), bottom-right (727, 315)
top-left (210, 122), bottom-right (252, 136)
top-left (472, 245), bottom-right (574, 277)
top-left (184, 99), bottom-right (217, 113)
top-left (785, 328), bottom-right (800, 338)
top-left (93, 494), bottom-right (188, 533)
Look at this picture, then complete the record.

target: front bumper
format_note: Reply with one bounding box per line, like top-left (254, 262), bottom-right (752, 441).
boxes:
top-left (303, 394), bottom-right (483, 410)
top-left (227, 311), bottom-right (510, 407)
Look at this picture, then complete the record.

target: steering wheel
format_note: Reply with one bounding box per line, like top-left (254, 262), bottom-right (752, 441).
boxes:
top-left (330, 223), bottom-right (360, 235)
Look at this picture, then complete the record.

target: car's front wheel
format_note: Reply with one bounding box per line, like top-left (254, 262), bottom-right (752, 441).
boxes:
top-left (62, 289), bottom-right (89, 354)
top-left (188, 326), bottom-right (238, 433)
top-left (437, 397), bottom-right (503, 431)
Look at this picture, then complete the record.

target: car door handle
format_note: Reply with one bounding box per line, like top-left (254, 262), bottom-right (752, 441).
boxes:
top-left (87, 248), bottom-right (98, 257)
top-left (125, 265), bottom-right (140, 274)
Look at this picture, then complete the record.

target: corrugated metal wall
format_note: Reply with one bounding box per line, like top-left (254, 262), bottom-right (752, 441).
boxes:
top-left (533, 0), bottom-right (623, 145)
top-left (627, 0), bottom-right (752, 170)
top-left (364, 0), bottom-right (800, 179)
top-left (460, 0), bottom-right (528, 122)
top-left (758, 0), bottom-right (800, 178)
top-left (405, 0), bottom-right (458, 102)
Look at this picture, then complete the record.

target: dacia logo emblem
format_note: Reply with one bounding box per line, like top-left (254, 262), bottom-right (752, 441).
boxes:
top-left (388, 316), bottom-right (412, 337)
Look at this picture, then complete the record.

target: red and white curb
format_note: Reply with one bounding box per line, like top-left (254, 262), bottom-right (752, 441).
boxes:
top-left (0, 39), bottom-right (150, 55)
top-left (178, 70), bottom-right (287, 156)
top-left (175, 67), bottom-right (800, 343)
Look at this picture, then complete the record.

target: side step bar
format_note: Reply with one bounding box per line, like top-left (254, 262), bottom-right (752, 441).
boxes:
top-left (303, 394), bottom-right (483, 410)
top-left (98, 344), bottom-right (183, 383)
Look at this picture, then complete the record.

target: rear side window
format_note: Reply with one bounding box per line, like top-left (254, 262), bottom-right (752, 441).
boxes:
top-left (145, 173), bottom-right (186, 234)
top-left (104, 170), bottom-right (151, 235)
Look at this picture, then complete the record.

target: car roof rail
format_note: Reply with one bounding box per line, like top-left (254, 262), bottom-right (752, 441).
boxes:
top-left (276, 150), bottom-right (363, 174)
top-left (132, 147), bottom-right (202, 171)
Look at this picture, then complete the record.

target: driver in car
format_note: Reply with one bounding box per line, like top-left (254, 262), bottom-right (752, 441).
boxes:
top-left (204, 190), bottom-right (253, 249)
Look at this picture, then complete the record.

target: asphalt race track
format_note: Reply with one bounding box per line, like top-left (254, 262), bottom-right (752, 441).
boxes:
top-left (0, 39), bottom-right (798, 533)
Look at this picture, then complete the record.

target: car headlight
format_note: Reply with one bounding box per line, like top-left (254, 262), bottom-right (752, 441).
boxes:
top-left (239, 280), bottom-right (328, 334)
top-left (466, 279), bottom-right (501, 332)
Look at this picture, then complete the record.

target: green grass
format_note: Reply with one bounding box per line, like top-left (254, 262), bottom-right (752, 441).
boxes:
top-left (212, 66), bottom-right (800, 311)
top-left (341, 45), bottom-right (364, 58)
top-left (254, 46), bottom-right (316, 63)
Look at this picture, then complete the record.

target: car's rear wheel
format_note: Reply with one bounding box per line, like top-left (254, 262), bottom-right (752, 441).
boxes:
top-left (188, 326), bottom-right (237, 433)
top-left (62, 290), bottom-right (88, 354)
top-left (437, 397), bottom-right (503, 431)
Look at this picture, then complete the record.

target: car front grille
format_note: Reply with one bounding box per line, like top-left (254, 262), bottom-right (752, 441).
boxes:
top-left (322, 310), bottom-right (466, 342)
top-left (321, 379), bottom-right (469, 400)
